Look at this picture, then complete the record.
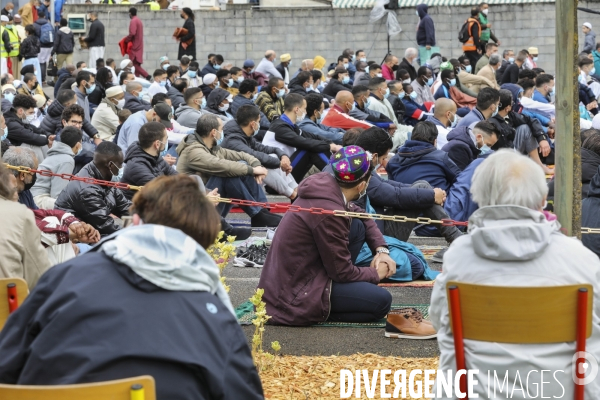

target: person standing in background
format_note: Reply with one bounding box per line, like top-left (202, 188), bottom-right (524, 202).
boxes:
top-left (52, 18), bottom-right (74, 69)
top-left (1, 3), bottom-right (14, 17)
top-left (125, 7), bottom-right (148, 79)
top-left (17, 0), bottom-right (36, 27)
top-left (1, 15), bottom-right (21, 76)
top-left (583, 22), bottom-right (596, 54)
top-left (478, 2), bottom-right (500, 53)
top-left (177, 8), bottom-right (195, 61)
top-left (416, 4), bottom-right (437, 64)
top-left (83, 11), bottom-right (105, 69)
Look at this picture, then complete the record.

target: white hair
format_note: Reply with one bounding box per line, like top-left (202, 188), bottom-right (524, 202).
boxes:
top-left (489, 54), bottom-right (501, 66)
top-left (470, 149), bottom-right (548, 210)
top-left (405, 48), bottom-right (418, 58)
top-left (2, 147), bottom-right (37, 177)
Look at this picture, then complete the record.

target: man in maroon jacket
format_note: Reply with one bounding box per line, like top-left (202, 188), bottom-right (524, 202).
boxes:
top-left (258, 146), bottom-right (396, 326)
top-left (125, 8), bottom-right (148, 79)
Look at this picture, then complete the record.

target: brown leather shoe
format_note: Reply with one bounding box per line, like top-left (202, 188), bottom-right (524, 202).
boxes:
top-left (385, 308), bottom-right (437, 339)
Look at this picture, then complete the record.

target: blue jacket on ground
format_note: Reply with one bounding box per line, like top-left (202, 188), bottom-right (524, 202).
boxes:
top-left (455, 107), bottom-right (484, 129)
top-left (444, 152), bottom-right (492, 222)
top-left (297, 117), bottom-right (345, 144)
top-left (416, 4), bottom-right (436, 47)
top-left (386, 139), bottom-right (460, 191)
top-left (433, 84), bottom-right (451, 100)
top-left (441, 126), bottom-right (480, 171)
top-left (402, 97), bottom-right (429, 126)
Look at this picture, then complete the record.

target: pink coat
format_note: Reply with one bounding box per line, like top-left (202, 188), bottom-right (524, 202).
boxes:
top-left (126, 16), bottom-right (144, 63)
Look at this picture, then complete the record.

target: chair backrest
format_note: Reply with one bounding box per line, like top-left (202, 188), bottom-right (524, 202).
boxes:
top-left (446, 282), bottom-right (593, 343)
top-left (0, 278), bottom-right (28, 331)
top-left (0, 376), bottom-right (156, 400)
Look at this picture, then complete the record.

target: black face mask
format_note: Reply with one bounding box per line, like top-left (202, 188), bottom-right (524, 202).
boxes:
top-left (180, 14), bottom-right (185, 19)
top-left (392, 65), bottom-right (399, 72)
top-left (24, 173), bottom-right (36, 191)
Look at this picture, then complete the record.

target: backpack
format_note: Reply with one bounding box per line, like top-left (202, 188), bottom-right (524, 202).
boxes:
top-left (458, 20), bottom-right (471, 43)
top-left (40, 23), bottom-right (54, 45)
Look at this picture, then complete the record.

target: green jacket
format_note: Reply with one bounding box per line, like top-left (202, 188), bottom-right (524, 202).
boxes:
top-left (176, 132), bottom-right (261, 184)
top-left (479, 13), bottom-right (490, 42)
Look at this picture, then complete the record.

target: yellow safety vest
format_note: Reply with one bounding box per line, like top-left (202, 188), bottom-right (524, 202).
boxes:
top-left (1, 26), bottom-right (20, 58)
top-left (148, 1), bottom-right (160, 10)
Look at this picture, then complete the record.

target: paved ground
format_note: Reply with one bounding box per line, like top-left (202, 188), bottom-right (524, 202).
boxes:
top-left (225, 195), bottom-right (445, 358)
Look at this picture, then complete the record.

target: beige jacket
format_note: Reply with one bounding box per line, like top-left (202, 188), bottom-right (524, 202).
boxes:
top-left (0, 197), bottom-right (51, 288)
top-left (91, 99), bottom-right (119, 141)
top-left (458, 70), bottom-right (496, 95)
top-left (476, 64), bottom-right (500, 91)
top-left (176, 133), bottom-right (261, 184)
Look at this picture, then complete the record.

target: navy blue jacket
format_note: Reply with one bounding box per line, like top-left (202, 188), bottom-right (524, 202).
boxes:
top-left (416, 4), bottom-right (436, 47)
top-left (0, 251), bottom-right (264, 399)
top-left (583, 166), bottom-right (600, 258)
top-left (386, 140), bottom-right (460, 191)
top-left (442, 126), bottom-right (480, 171)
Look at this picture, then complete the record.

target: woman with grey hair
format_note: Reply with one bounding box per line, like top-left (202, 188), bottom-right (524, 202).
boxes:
top-left (429, 149), bottom-right (600, 398)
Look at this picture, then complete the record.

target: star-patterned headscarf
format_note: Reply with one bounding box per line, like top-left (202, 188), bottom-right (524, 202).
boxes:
top-left (330, 145), bottom-right (371, 183)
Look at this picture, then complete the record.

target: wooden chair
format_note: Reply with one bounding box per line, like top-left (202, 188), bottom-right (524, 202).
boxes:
top-left (447, 282), bottom-right (593, 400)
top-left (0, 376), bottom-right (156, 400)
top-left (0, 278), bottom-right (28, 331)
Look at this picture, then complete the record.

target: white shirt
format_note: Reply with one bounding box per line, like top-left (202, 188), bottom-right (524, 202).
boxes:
top-left (148, 81), bottom-right (167, 99)
top-left (435, 125), bottom-right (450, 150)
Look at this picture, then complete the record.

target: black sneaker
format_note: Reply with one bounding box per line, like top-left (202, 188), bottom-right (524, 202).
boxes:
top-left (233, 243), bottom-right (269, 268)
top-left (250, 209), bottom-right (282, 227)
top-left (431, 247), bottom-right (448, 263)
top-left (221, 226), bottom-right (252, 242)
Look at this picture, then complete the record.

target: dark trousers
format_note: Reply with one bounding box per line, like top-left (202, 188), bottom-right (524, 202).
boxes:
top-left (131, 59), bottom-right (149, 79)
top-left (290, 149), bottom-right (330, 183)
top-left (206, 175), bottom-right (267, 218)
top-left (384, 181), bottom-right (463, 243)
top-left (328, 219), bottom-right (393, 323)
top-left (464, 51), bottom-right (481, 71)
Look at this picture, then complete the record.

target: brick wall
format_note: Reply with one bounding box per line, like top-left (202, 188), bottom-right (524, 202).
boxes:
top-left (63, 2), bottom-right (593, 75)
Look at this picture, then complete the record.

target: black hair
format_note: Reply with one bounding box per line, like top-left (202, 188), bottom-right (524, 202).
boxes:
top-left (153, 69), bottom-right (166, 78)
top-left (417, 66), bottom-right (430, 77)
top-left (342, 128), bottom-right (365, 146)
top-left (61, 104), bottom-right (85, 122)
top-left (457, 56), bottom-right (468, 65)
top-left (76, 61), bottom-right (86, 69)
top-left (476, 87), bottom-right (500, 110)
top-left (396, 68), bottom-right (409, 78)
top-left (166, 65), bottom-right (179, 77)
top-left (402, 83), bottom-right (413, 92)
top-left (96, 141), bottom-right (122, 157)
top-left (139, 121), bottom-right (166, 148)
top-left (182, 7), bottom-right (194, 21)
top-left (352, 85), bottom-right (369, 97)
top-left (60, 18), bottom-right (67, 27)
top-left (267, 77), bottom-right (283, 91)
top-left (184, 87), bottom-right (203, 104)
top-left (239, 79), bottom-right (257, 95)
top-left (76, 70), bottom-right (92, 87)
top-left (369, 63), bottom-right (382, 71)
top-left (24, 24), bottom-right (35, 35)
top-left (473, 120), bottom-right (499, 138)
top-left (498, 89), bottom-right (513, 109)
top-left (579, 57), bottom-right (594, 68)
top-left (368, 77), bottom-right (386, 91)
top-left (12, 94), bottom-right (37, 110)
top-left (411, 121), bottom-right (439, 144)
top-left (129, 7), bottom-right (137, 16)
top-left (532, 67), bottom-right (546, 75)
top-left (236, 105), bottom-right (260, 127)
top-left (305, 93), bottom-right (324, 118)
top-left (337, 55), bottom-right (348, 63)
top-left (283, 93), bottom-right (305, 112)
top-left (23, 73), bottom-right (36, 84)
top-left (57, 89), bottom-right (76, 105)
top-left (95, 67), bottom-right (111, 86)
top-left (517, 78), bottom-right (536, 92)
top-left (535, 74), bottom-right (554, 88)
top-left (230, 66), bottom-right (242, 75)
top-left (311, 70), bottom-right (323, 82)
top-left (214, 54), bottom-right (224, 63)
top-left (518, 69), bottom-right (537, 80)
top-left (60, 126), bottom-right (83, 148)
top-left (96, 58), bottom-right (105, 69)
top-left (189, 61), bottom-right (200, 70)
top-left (216, 69), bottom-right (230, 80)
top-left (332, 67), bottom-right (348, 79)
top-left (119, 71), bottom-right (134, 85)
top-left (296, 71), bottom-right (312, 86)
top-left (172, 78), bottom-right (187, 93)
top-left (151, 93), bottom-right (169, 107)
top-left (180, 56), bottom-right (191, 66)
top-left (471, 6), bottom-right (480, 16)
top-left (440, 69), bottom-right (454, 81)
top-left (354, 127), bottom-right (394, 156)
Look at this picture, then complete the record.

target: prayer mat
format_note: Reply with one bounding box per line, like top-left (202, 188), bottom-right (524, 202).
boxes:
top-left (378, 280), bottom-right (435, 288)
top-left (235, 301), bottom-right (429, 328)
top-left (416, 245), bottom-right (445, 260)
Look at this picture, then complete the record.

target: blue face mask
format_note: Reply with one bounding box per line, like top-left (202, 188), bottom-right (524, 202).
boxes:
top-left (410, 91), bottom-right (418, 100)
top-left (343, 63), bottom-right (349, 69)
top-left (316, 113), bottom-right (323, 124)
top-left (492, 104), bottom-right (499, 117)
top-left (4, 92), bottom-right (14, 103)
top-left (591, 67), bottom-right (597, 76)
top-left (252, 92), bottom-right (258, 102)
top-left (306, 85), bottom-right (313, 93)
top-left (364, 97), bottom-right (372, 108)
top-left (188, 70), bottom-right (197, 78)
top-left (216, 132), bottom-right (223, 146)
top-left (253, 122), bottom-right (260, 136)
top-left (449, 78), bottom-right (457, 87)
top-left (342, 76), bottom-right (350, 84)
top-left (277, 88), bottom-right (286, 98)
top-left (399, 92), bottom-right (406, 99)
top-left (480, 144), bottom-right (492, 154)
top-left (110, 162), bottom-right (124, 182)
top-left (465, 65), bottom-right (472, 73)
top-left (508, 57), bottom-right (515, 64)
top-left (227, 78), bottom-right (234, 87)
top-left (1, 126), bottom-right (8, 141)
top-left (215, 82), bottom-right (220, 88)
top-left (426, 77), bottom-right (434, 87)
top-left (533, 57), bottom-right (538, 62)
top-left (237, 76), bottom-right (244, 83)
top-left (76, 143), bottom-right (83, 156)
top-left (214, 64), bottom-right (221, 70)
top-left (162, 64), bottom-right (170, 71)
top-left (160, 142), bottom-right (169, 157)
top-left (137, 92), bottom-right (143, 101)
top-left (384, 88), bottom-right (390, 98)
top-left (159, 80), bottom-right (167, 87)
top-left (201, 97), bottom-right (207, 109)
top-left (86, 84), bottom-right (96, 94)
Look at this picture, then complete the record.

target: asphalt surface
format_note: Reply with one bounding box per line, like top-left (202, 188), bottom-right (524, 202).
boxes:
top-left (226, 195), bottom-right (445, 358)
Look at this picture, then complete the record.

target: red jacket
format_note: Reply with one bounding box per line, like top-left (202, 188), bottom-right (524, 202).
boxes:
top-left (258, 172), bottom-right (386, 326)
top-left (126, 16), bottom-right (144, 63)
top-left (321, 104), bottom-right (372, 130)
top-left (118, 37), bottom-right (133, 57)
top-left (381, 63), bottom-right (395, 81)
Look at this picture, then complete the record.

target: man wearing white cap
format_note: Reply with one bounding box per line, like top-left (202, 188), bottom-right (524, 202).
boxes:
top-left (159, 56), bottom-right (170, 71)
top-left (524, 47), bottom-right (538, 70)
top-left (583, 22), bottom-right (597, 54)
top-left (91, 86), bottom-right (125, 141)
top-left (276, 53), bottom-right (291, 86)
top-left (201, 73), bottom-right (218, 98)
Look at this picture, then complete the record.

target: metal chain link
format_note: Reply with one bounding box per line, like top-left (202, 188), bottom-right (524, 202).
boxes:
top-left (9, 163), bottom-right (594, 232)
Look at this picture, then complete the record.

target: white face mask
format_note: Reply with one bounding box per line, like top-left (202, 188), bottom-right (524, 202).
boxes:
top-left (116, 98), bottom-right (125, 109)
top-left (218, 103), bottom-right (229, 112)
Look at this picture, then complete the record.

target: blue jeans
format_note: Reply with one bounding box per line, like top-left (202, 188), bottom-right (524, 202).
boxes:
top-left (328, 219), bottom-right (392, 323)
top-left (206, 175), bottom-right (267, 218)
